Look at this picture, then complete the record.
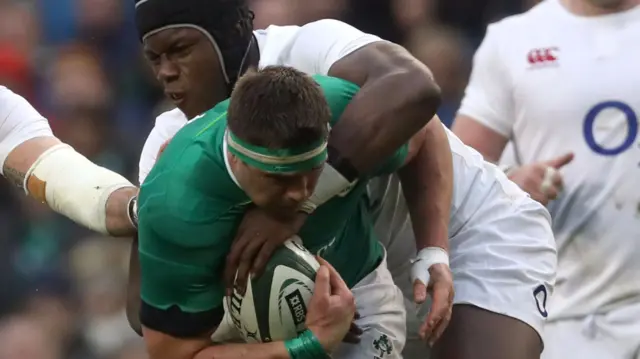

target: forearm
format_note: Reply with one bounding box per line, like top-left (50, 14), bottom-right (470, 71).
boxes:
top-left (193, 342), bottom-right (290, 359)
top-left (143, 326), bottom-right (291, 359)
top-left (105, 187), bottom-right (139, 236)
top-left (330, 60), bottom-right (441, 173)
top-left (5, 137), bottom-right (137, 236)
top-left (398, 120), bottom-right (452, 251)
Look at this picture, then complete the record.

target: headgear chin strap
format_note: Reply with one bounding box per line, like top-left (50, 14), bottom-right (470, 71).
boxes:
top-left (134, 0), bottom-right (257, 93)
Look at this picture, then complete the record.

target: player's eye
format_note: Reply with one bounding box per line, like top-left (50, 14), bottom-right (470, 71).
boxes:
top-left (171, 43), bottom-right (193, 58)
top-left (144, 52), bottom-right (160, 64)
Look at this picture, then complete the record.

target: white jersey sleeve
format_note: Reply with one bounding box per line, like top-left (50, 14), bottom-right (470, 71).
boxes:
top-left (457, 25), bottom-right (515, 137)
top-left (255, 19), bottom-right (383, 75)
top-left (0, 86), bottom-right (54, 175)
top-left (138, 108), bottom-right (188, 185)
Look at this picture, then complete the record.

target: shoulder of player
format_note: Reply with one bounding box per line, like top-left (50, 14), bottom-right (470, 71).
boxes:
top-left (253, 19), bottom-right (346, 43)
top-left (153, 107), bottom-right (189, 137)
top-left (253, 24), bottom-right (301, 55)
top-left (487, 1), bottom-right (558, 39)
top-left (0, 86), bottom-right (34, 123)
top-left (138, 183), bottom-right (243, 249)
top-left (478, 3), bottom-right (559, 68)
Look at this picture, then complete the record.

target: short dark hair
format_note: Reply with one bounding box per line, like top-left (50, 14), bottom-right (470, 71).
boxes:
top-left (227, 66), bottom-right (331, 149)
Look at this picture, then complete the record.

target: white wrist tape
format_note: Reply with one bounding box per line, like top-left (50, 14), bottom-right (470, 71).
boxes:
top-left (300, 164), bottom-right (354, 213)
top-left (24, 144), bottom-right (134, 234)
top-left (410, 247), bottom-right (450, 286)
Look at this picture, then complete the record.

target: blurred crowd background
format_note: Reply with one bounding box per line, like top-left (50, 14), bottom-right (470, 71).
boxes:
top-left (0, 0), bottom-right (538, 358)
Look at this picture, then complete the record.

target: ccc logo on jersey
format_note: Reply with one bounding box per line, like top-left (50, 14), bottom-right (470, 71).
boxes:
top-left (527, 47), bottom-right (559, 66)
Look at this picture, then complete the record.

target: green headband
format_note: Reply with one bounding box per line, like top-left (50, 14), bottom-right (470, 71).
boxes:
top-left (226, 131), bottom-right (327, 173)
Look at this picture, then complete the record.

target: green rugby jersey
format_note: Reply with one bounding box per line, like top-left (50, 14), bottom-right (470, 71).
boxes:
top-left (137, 75), bottom-right (408, 321)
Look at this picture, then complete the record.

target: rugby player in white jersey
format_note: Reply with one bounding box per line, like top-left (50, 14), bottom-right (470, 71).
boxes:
top-left (130, 0), bottom-right (454, 357)
top-left (453, 0), bottom-right (640, 358)
top-left (371, 132), bottom-right (556, 359)
top-left (0, 86), bottom-right (138, 237)
top-left (130, 1), bottom-right (557, 359)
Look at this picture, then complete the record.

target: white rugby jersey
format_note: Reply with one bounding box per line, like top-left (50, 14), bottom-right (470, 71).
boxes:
top-left (0, 86), bottom-right (53, 174)
top-left (138, 19), bottom-right (382, 184)
top-left (457, 0), bottom-right (640, 319)
top-left (370, 126), bottom-right (537, 294)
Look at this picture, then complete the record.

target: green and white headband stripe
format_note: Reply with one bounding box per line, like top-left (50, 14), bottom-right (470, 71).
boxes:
top-left (226, 131), bottom-right (328, 173)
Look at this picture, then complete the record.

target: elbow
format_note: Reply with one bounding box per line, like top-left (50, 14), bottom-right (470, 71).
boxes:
top-left (382, 63), bottom-right (441, 128)
top-left (408, 66), bottom-right (442, 119)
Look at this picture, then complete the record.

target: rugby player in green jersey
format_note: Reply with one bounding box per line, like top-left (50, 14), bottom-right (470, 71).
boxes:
top-left (130, 3), bottom-right (454, 352)
top-left (137, 66), bottom-right (435, 359)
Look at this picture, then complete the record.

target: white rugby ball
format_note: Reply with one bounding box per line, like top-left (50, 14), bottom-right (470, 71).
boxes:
top-left (227, 236), bottom-right (320, 343)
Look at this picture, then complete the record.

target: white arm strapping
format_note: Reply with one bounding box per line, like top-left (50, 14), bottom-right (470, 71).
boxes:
top-left (23, 144), bottom-right (134, 234)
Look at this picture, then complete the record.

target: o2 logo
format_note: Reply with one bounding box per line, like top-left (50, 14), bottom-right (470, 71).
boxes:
top-left (583, 101), bottom-right (638, 156)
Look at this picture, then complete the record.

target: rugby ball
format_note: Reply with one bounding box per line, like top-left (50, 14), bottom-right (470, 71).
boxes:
top-left (227, 236), bottom-right (320, 343)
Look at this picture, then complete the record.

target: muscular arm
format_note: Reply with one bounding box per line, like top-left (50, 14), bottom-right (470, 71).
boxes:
top-left (143, 327), bottom-right (290, 359)
top-left (326, 41), bottom-right (451, 249)
top-left (328, 40), bottom-right (442, 173)
top-left (398, 117), bottom-right (452, 251)
top-left (3, 136), bottom-right (138, 236)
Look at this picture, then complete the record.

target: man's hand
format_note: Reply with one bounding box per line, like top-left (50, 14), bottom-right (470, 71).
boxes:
top-left (306, 257), bottom-right (356, 352)
top-left (507, 152), bottom-right (574, 205)
top-left (342, 312), bottom-right (363, 344)
top-left (223, 207), bottom-right (307, 295)
top-left (413, 262), bottom-right (454, 347)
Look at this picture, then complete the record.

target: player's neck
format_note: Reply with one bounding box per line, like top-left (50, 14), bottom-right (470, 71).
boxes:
top-left (561, 0), bottom-right (639, 16)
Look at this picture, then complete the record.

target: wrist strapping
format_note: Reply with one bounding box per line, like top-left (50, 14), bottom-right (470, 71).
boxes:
top-left (23, 144), bottom-right (134, 234)
top-left (284, 330), bottom-right (329, 359)
top-left (300, 145), bottom-right (359, 214)
top-left (410, 247), bottom-right (449, 286)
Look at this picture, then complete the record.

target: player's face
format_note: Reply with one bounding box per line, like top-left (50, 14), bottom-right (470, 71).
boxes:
top-left (143, 28), bottom-right (228, 119)
top-left (235, 161), bottom-right (323, 214)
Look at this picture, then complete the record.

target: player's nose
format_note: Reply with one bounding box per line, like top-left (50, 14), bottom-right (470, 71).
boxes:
top-left (156, 56), bottom-right (180, 83)
top-left (284, 178), bottom-right (310, 204)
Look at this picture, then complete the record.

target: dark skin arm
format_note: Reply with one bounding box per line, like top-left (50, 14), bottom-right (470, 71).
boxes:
top-left (126, 237), bottom-right (143, 336)
top-left (398, 117), bottom-right (451, 254)
top-left (327, 41), bottom-right (442, 172)
top-left (226, 41), bottom-right (450, 294)
top-left (398, 117), bottom-right (454, 346)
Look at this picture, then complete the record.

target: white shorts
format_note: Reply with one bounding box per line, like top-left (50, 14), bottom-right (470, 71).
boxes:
top-left (447, 194), bottom-right (556, 338)
top-left (212, 252), bottom-right (407, 359)
top-left (373, 177), bottom-right (557, 358)
top-left (542, 302), bottom-right (640, 359)
top-left (333, 252), bottom-right (406, 359)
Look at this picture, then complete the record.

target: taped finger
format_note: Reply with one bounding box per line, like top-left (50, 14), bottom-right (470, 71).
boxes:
top-left (539, 166), bottom-right (556, 195)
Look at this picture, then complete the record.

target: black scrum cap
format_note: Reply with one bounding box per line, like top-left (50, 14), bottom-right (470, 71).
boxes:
top-left (134, 0), bottom-right (254, 90)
